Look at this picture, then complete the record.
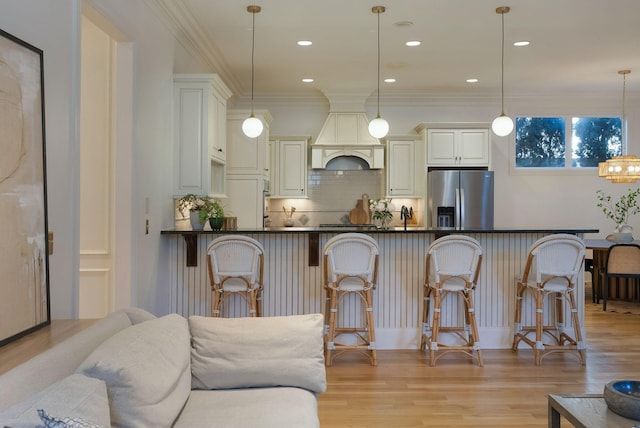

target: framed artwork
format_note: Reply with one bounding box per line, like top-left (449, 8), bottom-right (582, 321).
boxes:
top-left (0, 28), bottom-right (49, 346)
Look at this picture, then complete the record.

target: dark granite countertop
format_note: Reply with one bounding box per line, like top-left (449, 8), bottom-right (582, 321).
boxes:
top-left (161, 226), bottom-right (599, 235)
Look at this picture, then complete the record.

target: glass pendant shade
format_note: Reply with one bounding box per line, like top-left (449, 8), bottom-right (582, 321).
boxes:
top-left (368, 116), bottom-right (389, 139)
top-left (492, 114), bottom-right (514, 137)
top-left (242, 115), bottom-right (263, 138)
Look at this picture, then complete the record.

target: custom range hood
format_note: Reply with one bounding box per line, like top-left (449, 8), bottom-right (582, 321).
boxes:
top-left (311, 93), bottom-right (384, 170)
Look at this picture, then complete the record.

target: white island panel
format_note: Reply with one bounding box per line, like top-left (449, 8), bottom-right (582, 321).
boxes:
top-left (165, 231), bottom-right (586, 349)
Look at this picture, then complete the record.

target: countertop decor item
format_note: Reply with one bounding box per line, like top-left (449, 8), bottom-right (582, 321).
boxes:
top-left (178, 194), bottom-right (225, 231)
top-left (283, 206), bottom-right (295, 227)
top-left (178, 194), bottom-right (210, 230)
top-left (604, 380), bottom-right (640, 420)
top-left (369, 197), bottom-right (394, 229)
top-left (596, 188), bottom-right (640, 241)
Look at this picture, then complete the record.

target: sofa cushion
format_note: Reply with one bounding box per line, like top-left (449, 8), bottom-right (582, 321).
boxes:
top-left (0, 373), bottom-right (110, 428)
top-left (172, 388), bottom-right (320, 428)
top-left (76, 314), bottom-right (191, 428)
top-left (0, 309), bottom-right (151, 411)
top-left (189, 314), bottom-right (326, 393)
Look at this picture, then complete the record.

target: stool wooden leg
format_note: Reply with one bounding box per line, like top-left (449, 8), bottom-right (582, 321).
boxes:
top-left (567, 291), bottom-right (586, 365)
top-left (212, 290), bottom-right (222, 317)
top-left (420, 286), bottom-right (432, 351)
top-left (248, 290), bottom-right (257, 317)
top-left (534, 290), bottom-right (544, 366)
top-left (512, 283), bottom-right (525, 351)
top-left (429, 288), bottom-right (442, 367)
top-left (325, 288), bottom-right (338, 366)
top-left (465, 290), bottom-right (483, 367)
top-left (365, 289), bottom-right (377, 366)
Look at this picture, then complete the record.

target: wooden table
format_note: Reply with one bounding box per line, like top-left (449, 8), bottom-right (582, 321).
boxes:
top-left (548, 393), bottom-right (639, 427)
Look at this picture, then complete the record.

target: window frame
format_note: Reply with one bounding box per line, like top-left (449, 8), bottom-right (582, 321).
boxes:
top-left (509, 113), bottom-right (625, 176)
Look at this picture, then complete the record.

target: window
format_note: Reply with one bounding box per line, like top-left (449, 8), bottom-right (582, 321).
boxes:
top-left (515, 116), bottom-right (621, 168)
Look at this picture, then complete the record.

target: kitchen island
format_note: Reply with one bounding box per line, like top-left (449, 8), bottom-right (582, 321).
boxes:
top-left (161, 227), bottom-right (597, 349)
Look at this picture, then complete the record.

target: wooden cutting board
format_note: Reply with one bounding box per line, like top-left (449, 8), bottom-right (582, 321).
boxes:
top-left (349, 199), bottom-right (369, 224)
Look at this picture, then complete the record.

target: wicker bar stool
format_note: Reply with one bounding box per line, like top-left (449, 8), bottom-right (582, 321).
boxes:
top-left (420, 235), bottom-right (484, 366)
top-left (512, 234), bottom-right (586, 365)
top-left (206, 235), bottom-right (264, 318)
top-left (323, 233), bottom-right (379, 366)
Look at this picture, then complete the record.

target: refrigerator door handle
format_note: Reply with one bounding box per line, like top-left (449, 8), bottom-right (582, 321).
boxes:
top-left (455, 187), bottom-right (462, 228)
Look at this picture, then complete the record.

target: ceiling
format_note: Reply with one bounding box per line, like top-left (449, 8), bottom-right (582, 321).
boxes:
top-left (153, 0), bottom-right (640, 102)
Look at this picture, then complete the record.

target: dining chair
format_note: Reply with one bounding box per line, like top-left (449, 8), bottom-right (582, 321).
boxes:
top-left (420, 235), bottom-right (484, 366)
top-left (206, 235), bottom-right (265, 317)
top-left (323, 233), bottom-right (379, 366)
top-left (512, 234), bottom-right (586, 365)
top-left (600, 244), bottom-right (640, 311)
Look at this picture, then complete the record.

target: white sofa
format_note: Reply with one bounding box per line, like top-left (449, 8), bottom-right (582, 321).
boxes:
top-left (0, 308), bottom-right (326, 428)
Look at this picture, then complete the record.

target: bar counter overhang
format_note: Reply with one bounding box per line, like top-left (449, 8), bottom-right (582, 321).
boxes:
top-left (161, 227), bottom-right (597, 350)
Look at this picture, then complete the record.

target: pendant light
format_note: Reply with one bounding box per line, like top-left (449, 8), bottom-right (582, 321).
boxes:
top-left (242, 5), bottom-right (264, 138)
top-left (491, 6), bottom-right (514, 137)
top-left (598, 70), bottom-right (640, 183)
top-left (368, 6), bottom-right (389, 139)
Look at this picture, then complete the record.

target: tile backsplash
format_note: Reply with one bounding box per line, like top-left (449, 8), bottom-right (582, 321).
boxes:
top-left (268, 169), bottom-right (421, 227)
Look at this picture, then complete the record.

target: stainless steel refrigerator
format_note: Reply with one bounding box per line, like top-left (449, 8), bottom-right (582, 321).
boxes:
top-left (427, 170), bottom-right (494, 229)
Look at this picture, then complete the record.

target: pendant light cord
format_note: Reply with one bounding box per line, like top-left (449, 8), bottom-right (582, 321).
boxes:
top-left (376, 9), bottom-right (381, 118)
top-left (250, 6), bottom-right (256, 116)
top-left (500, 11), bottom-right (505, 115)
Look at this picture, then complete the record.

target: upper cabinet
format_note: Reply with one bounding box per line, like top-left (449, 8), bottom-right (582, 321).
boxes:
top-left (386, 138), bottom-right (423, 197)
top-left (226, 110), bottom-right (272, 178)
top-left (270, 137), bottom-right (309, 198)
top-left (416, 124), bottom-right (490, 167)
top-left (173, 74), bottom-right (232, 197)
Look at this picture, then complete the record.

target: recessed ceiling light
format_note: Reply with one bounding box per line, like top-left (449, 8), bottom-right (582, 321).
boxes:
top-left (513, 41), bottom-right (530, 47)
top-left (466, 78), bottom-right (478, 83)
top-left (384, 78), bottom-right (396, 83)
top-left (301, 78), bottom-right (314, 83)
top-left (405, 40), bottom-right (421, 47)
top-left (297, 40), bottom-right (312, 46)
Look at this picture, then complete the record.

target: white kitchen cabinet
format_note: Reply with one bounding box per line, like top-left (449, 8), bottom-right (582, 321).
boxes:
top-left (225, 175), bottom-right (267, 229)
top-left (386, 139), bottom-right (416, 197)
top-left (226, 110), bottom-right (272, 177)
top-left (270, 137), bottom-right (309, 198)
top-left (173, 74), bottom-right (231, 197)
top-left (424, 128), bottom-right (490, 167)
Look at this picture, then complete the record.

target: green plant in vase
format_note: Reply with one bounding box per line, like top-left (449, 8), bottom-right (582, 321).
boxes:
top-left (203, 198), bottom-right (225, 230)
top-left (178, 194), bottom-right (211, 230)
top-left (596, 188), bottom-right (640, 241)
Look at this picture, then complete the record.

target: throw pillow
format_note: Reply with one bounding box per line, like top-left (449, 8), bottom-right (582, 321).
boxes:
top-left (189, 313), bottom-right (326, 393)
top-left (37, 409), bottom-right (104, 428)
top-left (76, 313), bottom-right (191, 428)
top-left (0, 373), bottom-right (110, 428)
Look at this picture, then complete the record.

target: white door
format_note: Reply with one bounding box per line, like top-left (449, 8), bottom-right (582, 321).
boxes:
top-left (79, 15), bottom-right (114, 319)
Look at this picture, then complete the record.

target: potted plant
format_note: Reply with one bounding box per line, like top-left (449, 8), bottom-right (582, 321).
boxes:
top-left (204, 198), bottom-right (225, 231)
top-left (596, 188), bottom-right (640, 241)
top-left (178, 194), bottom-right (211, 231)
top-left (369, 197), bottom-right (394, 229)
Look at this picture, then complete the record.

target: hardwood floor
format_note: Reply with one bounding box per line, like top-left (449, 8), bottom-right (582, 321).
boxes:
top-left (1, 302), bottom-right (637, 427)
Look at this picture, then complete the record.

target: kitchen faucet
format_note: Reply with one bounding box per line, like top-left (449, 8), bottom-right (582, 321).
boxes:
top-left (400, 205), bottom-right (413, 231)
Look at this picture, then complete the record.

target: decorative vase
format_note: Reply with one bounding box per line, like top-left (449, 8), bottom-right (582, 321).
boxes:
top-left (607, 224), bottom-right (634, 243)
top-left (209, 217), bottom-right (224, 231)
top-left (190, 210), bottom-right (204, 231)
top-left (376, 216), bottom-right (391, 230)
